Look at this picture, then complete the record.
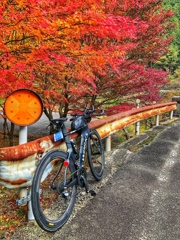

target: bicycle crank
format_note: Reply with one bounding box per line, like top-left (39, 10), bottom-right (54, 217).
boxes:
top-left (78, 167), bottom-right (89, 192)
top-left (78, 167), bottom-right (97, 196)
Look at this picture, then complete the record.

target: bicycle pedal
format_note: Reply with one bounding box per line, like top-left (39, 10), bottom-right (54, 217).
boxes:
top-left (89, 189), bottom-right (96, 196)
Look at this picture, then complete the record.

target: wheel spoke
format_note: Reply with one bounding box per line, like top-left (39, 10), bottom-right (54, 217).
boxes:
top-left (31, 150), bottom-right (77, 232)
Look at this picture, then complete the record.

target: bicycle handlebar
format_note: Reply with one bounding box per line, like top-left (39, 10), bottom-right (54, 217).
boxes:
top-left (70, 106), bottom-right (104, 119)
top-left (48, 106), bottom-right (104, 129)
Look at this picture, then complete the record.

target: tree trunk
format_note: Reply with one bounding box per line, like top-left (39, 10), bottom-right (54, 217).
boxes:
top-left (43, 107), bottom-right (53, 134)
top-left (9, 122), bottom-right (14, 146)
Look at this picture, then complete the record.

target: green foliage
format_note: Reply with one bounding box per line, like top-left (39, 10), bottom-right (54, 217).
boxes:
top-left (169, 66), bottom-right (180, 88)
top-left (156, 0), bottom-right (180, 74)
top-left (155, 45), bottom-right (179, 73)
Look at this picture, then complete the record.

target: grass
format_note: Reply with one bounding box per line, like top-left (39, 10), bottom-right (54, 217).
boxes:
top-left (130, 132), bottom-right (161, 151)
top-left (114, 118), bottom-right (157, 143)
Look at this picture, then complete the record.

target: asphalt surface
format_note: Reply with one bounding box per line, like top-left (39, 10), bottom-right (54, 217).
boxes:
top-left (3, 116), bottom-right (180, 240)
top-left (54, 120), bottom-right (180, 240)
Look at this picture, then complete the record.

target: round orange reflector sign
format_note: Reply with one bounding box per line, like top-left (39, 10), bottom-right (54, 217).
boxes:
top-left (4, 89), bottom-right (43, 126)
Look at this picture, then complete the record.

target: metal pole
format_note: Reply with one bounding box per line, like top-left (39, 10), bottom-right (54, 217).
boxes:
top-left (19, 127), bottom-right (28, 202)
top-left (19, 127), bottom-right (28, 203)
top-left (135, 121), bottom-right (140, 135)
top-left (28, 188), bottom-right (34, 221)
top-left (105, 135), bottom-right (111, 151)
top-left (156, 115), bottom-right (159, 126)
top-left (135, 99), bottom-right (140, 135)
top-left (19, 126), bottom-right (27, 144)
top-left (19, 126), bottom-right (35, 221)
top-left (170, 110), bottom-right (173, 119)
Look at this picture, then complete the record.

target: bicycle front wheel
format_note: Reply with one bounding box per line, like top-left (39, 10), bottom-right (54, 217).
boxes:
top-left (31, 150), bottom-right (77, 232)
top-left (87, 129), bottom-right (105, 181)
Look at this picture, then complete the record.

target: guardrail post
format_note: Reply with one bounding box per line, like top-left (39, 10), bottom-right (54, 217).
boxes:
top-left (135, 99), bottom-right (140, 135)
top-left (19, 187), bottom-right (28, 205)
top-left (135, 121), bottom-right (140, 135)
top-left (156, 115), bottom-right (159, 126)
top-left (28, 188), bottom-right (34, 221)
top-left (105, 135), bottom-right (111, 151)
top-left (170, 110), bottom-right (173, 119)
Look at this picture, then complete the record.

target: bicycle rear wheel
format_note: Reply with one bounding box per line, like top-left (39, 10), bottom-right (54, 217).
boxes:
top-left (31, 150), bottom-right (77, 232)
top-left (87, 129), bottom-right (105, 181)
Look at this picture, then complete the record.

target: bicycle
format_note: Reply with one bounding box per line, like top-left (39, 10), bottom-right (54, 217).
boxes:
top-left (31, 106), bottom-right (105, 232)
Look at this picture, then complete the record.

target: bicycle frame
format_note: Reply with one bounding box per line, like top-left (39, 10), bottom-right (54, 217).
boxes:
top-left (79, 126), bottom-right (90, 167)
top-left (60, 122), bottom-right (89, 163)
top-left (51, 107), bottom-right (104, 192)
top-left (31, 107), bottom-right (104, 232)
top-left (58, 121), bottom-right (91, 188)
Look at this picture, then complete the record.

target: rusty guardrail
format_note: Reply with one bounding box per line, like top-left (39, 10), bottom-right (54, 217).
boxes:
top-left (0, 102), bottom-right (177, 189)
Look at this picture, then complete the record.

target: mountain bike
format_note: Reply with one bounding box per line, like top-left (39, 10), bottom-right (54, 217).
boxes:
top-left (31, 106), bottom-right (105, 232)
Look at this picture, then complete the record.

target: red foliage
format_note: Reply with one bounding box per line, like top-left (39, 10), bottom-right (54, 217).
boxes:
top-left (0, 0), bottom-right (174, 114)
top-left (106, 103), bottom-right (135, 116)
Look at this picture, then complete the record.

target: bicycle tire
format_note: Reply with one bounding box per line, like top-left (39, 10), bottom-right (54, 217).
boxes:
top-left (87, 129), bottom-right (105, 181)
top-left (31, 150), bottom-right (77, 232)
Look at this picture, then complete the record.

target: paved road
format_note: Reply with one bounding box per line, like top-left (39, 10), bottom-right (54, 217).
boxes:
top-left (10, 119), bottom-right (180, 240)
top-left (0, 112), bottom-right (60, 137)
top-left (55, 120), bottom-right (180, 240)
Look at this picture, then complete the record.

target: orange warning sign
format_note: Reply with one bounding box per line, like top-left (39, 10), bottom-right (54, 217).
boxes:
top-left (4, 89), bottom-right (43, 126)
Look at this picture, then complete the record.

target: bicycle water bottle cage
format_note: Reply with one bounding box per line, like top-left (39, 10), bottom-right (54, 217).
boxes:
top-left (71, 116), bottom-right (87, 131)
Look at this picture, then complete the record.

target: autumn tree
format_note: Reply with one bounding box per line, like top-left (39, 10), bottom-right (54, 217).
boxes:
top-left (80, 0), bottom-right (175, 109)
top-left (0, 0), bottom-right (174, 120)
